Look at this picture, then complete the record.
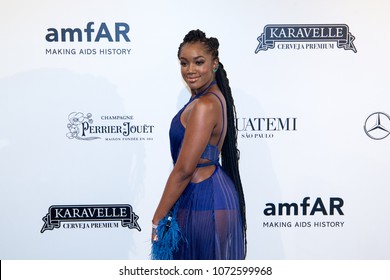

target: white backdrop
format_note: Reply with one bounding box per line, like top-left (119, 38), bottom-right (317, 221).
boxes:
top-left (1, 0), bottom-right (389, 260)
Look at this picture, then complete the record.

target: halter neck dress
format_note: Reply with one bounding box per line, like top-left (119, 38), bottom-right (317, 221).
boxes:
top-left (169, 85), bottom-right (245, 260)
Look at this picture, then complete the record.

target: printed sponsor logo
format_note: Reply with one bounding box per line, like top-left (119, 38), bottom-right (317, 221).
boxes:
top-left (41, 204), bottom-right (141, 233)
top-left (364, 112), bottom-right (390, 140)
top-left (255, 24), bottom-right (357, 53)
top-left (262, 197), bottom-right (346, 229)
top-left (45, 21), bottom-right (131, 56)
top-left (236, 116), bottom-right (297, 139)
top-left (66, 112), bottom-right (155, 142)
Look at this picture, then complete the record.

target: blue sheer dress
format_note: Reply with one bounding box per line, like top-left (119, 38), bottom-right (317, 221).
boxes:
top-left (169, 89), bottom-right (245, 260)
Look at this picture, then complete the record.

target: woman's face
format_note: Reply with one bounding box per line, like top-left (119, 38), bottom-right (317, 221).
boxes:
top-left (179, 42), bottom-right (218, 93)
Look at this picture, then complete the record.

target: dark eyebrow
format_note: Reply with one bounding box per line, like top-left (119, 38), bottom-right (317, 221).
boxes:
top-left (179, 55), bottom-right (205, 61)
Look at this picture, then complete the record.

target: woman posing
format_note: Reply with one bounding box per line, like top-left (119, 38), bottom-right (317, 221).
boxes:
top-left (152, 29), bottom-right (246, 260)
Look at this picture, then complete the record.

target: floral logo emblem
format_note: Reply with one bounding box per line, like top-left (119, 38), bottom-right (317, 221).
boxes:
top-left (66, 112), bottom-right (100, 140)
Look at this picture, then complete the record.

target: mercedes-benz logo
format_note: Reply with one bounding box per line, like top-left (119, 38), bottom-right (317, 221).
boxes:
top-left (364, 112), bottom-right (390, 140)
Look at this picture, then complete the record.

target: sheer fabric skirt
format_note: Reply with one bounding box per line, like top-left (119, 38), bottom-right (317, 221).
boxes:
top-left (172, 165), bottom-right (245, 260)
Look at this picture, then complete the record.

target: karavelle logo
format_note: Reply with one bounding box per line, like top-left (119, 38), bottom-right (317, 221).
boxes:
top-left (364, 112), bottom-right (390, 140)
top-left (255, 24), bottom-right (357, 53)
top-left (41, 204), bottom-right (141, 233)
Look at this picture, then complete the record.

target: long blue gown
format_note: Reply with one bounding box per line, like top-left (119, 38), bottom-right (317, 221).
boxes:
top-left (169, 89), bottom-right (245, 260)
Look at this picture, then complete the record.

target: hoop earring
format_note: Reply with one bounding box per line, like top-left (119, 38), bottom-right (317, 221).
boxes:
top-left (213, 64), bottom-right (219, 73)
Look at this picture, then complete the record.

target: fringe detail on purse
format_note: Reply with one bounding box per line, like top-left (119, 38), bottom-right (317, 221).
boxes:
top-left (151, 205), bottom-right (182, 260)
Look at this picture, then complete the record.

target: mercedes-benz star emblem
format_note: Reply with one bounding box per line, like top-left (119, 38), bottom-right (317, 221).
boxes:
top-left (364, 112), bottom-right (390, 140)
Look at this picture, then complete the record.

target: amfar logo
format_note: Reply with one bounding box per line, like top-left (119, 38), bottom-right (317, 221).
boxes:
top-left (364, 112), bottom-right (390, 140)
top-left (262, 197), bottom-right (345, 229)
top-left (41, 204), bottom-right (141, 233)
top-left (66, 112), bottom-right (155, 141)
top-left (263, 197), bottom-right (344, 216)
top-left (255, 24), bottom-right (357, 53)
top-left (45, 22), bottom-right (130, 42)
top-left (45, 22), bottom-right (131, 56)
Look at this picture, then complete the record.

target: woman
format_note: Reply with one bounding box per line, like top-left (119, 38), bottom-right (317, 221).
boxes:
top-left (152, 29), bottom-right (246, 260)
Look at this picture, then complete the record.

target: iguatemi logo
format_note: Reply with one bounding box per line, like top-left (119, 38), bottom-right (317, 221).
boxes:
top-left (236, 116), bottom-right (297, 139)
top-left (255, 24), bottom-right (357, 53)
top-left (45, 21), bottom-right (131, 56)
top-left (66, 112), bottom-right (155, 142)
top-left (41, 204), bottom-right (141, 233)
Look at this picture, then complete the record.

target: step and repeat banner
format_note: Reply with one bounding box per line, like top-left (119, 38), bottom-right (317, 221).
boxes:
top-left (1, 0), bottom-right (389, 260)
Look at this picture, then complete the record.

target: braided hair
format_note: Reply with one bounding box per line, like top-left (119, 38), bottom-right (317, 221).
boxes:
top-left (178, 29), bottom-right (247, 257)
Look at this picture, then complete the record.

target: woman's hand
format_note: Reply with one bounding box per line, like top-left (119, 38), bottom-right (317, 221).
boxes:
top-left (151, 225), bottom-right (158, 243)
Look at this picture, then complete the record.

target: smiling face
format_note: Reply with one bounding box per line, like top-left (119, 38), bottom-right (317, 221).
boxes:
top-left (178, 42), bottom-right (218, 94)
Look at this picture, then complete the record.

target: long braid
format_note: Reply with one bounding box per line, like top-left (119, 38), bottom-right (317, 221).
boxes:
top-left (215, 63), bottom-right (247, 257)
top-left (178, 30), bottom-right (247, 257)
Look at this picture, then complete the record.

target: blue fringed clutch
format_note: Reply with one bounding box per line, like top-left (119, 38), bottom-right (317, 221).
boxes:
top-left (151, 208), bottom-right (182, 260)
